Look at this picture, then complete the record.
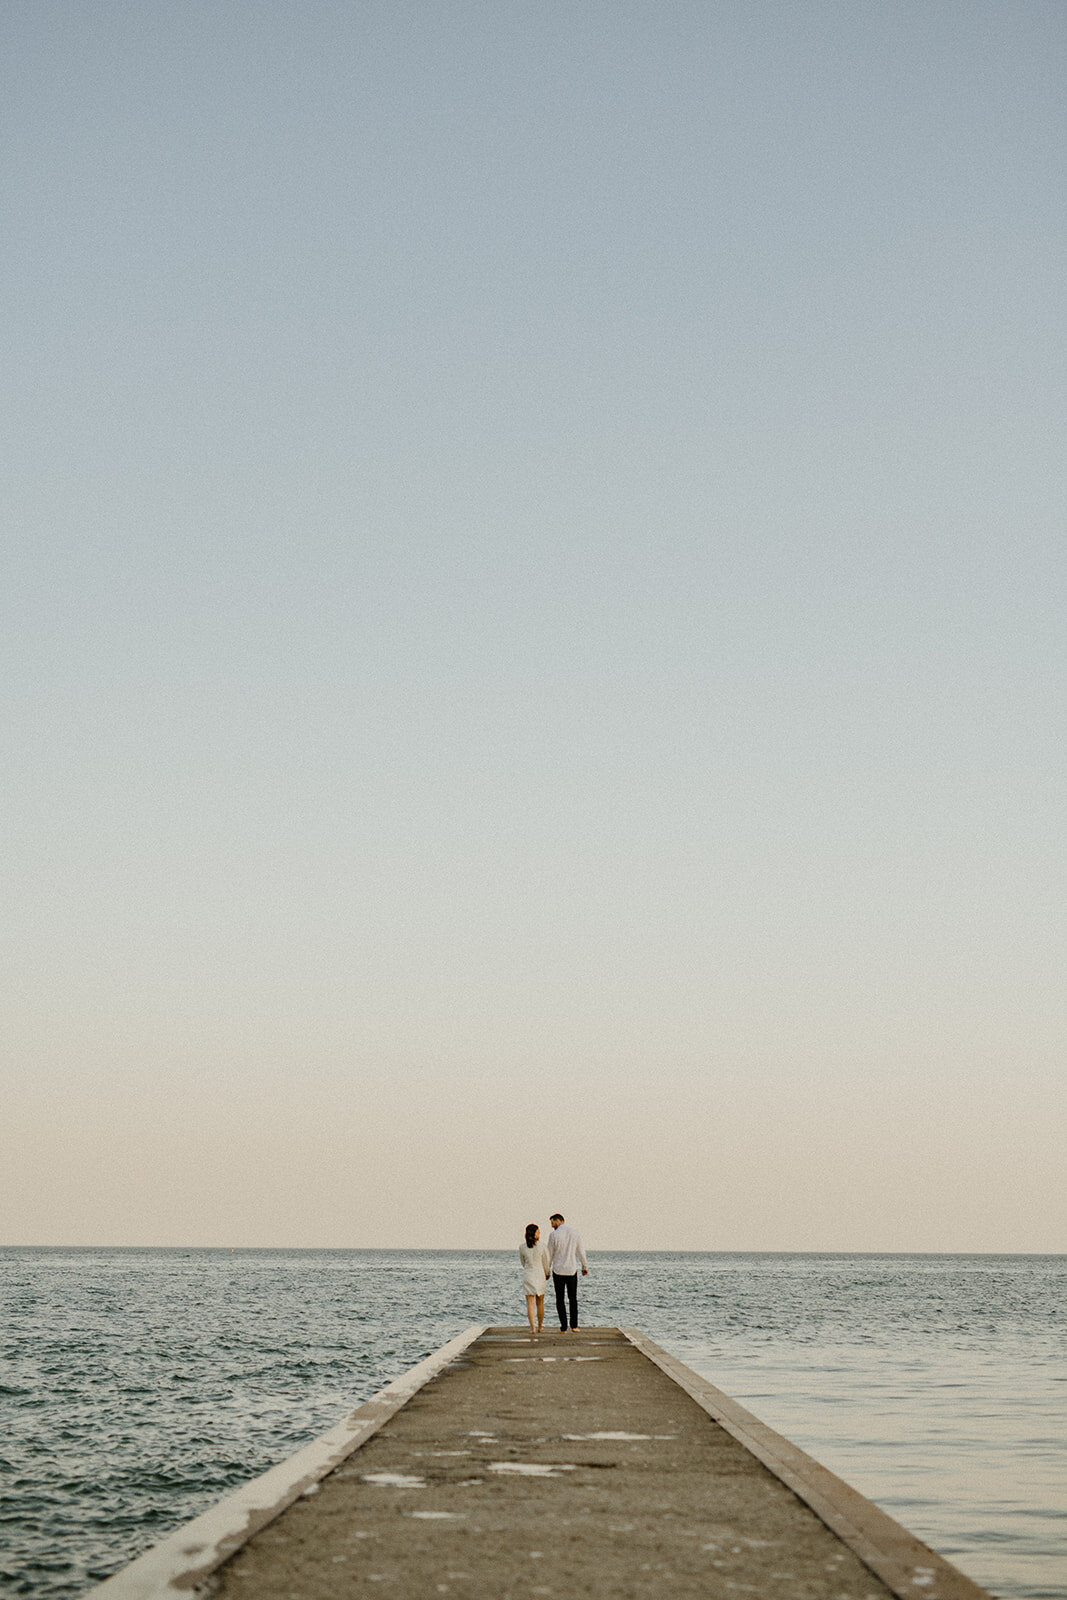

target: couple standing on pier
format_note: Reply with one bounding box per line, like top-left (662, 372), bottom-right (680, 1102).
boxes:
top-left (519, 1213), bottom-right (588, 1336)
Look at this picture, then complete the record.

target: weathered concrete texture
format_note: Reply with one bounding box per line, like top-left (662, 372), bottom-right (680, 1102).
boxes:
top-left (209, 1328), bottom-right (898, 1600)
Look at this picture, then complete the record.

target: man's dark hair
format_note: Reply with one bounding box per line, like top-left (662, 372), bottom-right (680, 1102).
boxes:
top-left (524, 1223), bottom-right (539, 1248)
top-left (550, 1213), bottom-right (564, 1224)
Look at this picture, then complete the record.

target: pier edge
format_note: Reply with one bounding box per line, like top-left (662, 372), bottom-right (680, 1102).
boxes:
top-left (621, 1327), bottom-right (991, 1600)
top-left (86, 1324), bottom-right (488, 1599)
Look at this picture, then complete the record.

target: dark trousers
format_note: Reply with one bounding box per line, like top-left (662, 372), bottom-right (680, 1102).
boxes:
top-left (553, 1271), bottom-right (578, 1329)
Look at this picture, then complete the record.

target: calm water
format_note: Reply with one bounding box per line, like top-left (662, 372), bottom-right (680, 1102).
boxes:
top-left (1, 1250), bottom-right (1064, 1599)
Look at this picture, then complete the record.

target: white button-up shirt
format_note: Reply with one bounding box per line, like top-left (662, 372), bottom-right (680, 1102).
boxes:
top-left (546, 1223), bottom-right (588, 1276)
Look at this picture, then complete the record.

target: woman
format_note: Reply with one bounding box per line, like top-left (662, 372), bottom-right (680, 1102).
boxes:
top-left (519, 1222), bottom-right (551, 1335)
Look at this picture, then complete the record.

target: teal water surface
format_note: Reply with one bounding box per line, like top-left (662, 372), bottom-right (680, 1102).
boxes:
top-left (1, 1249), bottom-right (1063, 1598)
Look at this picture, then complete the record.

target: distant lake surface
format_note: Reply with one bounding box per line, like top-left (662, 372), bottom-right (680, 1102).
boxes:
top-left (2, 1249), bottom-right (1064, 1599)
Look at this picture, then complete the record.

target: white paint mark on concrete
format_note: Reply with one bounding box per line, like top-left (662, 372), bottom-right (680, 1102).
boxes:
top-left (563, 1440), bottom-right (671, 1452)
top-left (536, 1356), bottom-right (604, 1363)
top-left (487, 1462), bottom-right (577, 1477)
top-left (362, 1472), bottom-right (426, 1489)
top-left (404, 1511), bottom-right (467, 1521)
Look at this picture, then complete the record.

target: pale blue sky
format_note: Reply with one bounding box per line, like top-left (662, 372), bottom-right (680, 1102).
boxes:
top-left (3, 2), bottom-right (1063, 1248)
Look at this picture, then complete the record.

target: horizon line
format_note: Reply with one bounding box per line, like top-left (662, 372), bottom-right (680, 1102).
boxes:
top-left (3, 1243), bottom-right (1063, 1257)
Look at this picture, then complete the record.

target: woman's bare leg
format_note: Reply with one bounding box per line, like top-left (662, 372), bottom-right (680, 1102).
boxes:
top-left (525, 1294), bottom-right (537, 1335)
top-left (535, 1294), bottom-right (544, 1331)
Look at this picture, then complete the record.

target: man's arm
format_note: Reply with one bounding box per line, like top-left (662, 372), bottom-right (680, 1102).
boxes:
top-left (577, 1234), bottom-right (588, 1275)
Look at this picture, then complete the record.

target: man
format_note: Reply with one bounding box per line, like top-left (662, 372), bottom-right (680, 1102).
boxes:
top-left (545, 1212), bottom-right (588, 1332)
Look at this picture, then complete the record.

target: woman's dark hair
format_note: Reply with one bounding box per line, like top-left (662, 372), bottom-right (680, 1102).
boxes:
top-left (524, 1223), bottom-right (539, 1249)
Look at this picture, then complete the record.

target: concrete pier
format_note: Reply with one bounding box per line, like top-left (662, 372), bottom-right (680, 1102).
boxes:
top-left (93, 1326), bottom-right (992, 1600)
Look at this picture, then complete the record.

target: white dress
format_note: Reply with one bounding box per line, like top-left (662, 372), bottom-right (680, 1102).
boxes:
top-left (519, 1240), bottom-right (551, 1295)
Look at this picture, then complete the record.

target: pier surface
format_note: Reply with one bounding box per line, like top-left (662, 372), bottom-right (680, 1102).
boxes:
top-left (95, 1327), bottom-right (990, 1600)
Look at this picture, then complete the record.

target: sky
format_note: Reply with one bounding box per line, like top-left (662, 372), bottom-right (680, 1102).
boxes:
top-left (2, 1), bottom-right (1063, 1252)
